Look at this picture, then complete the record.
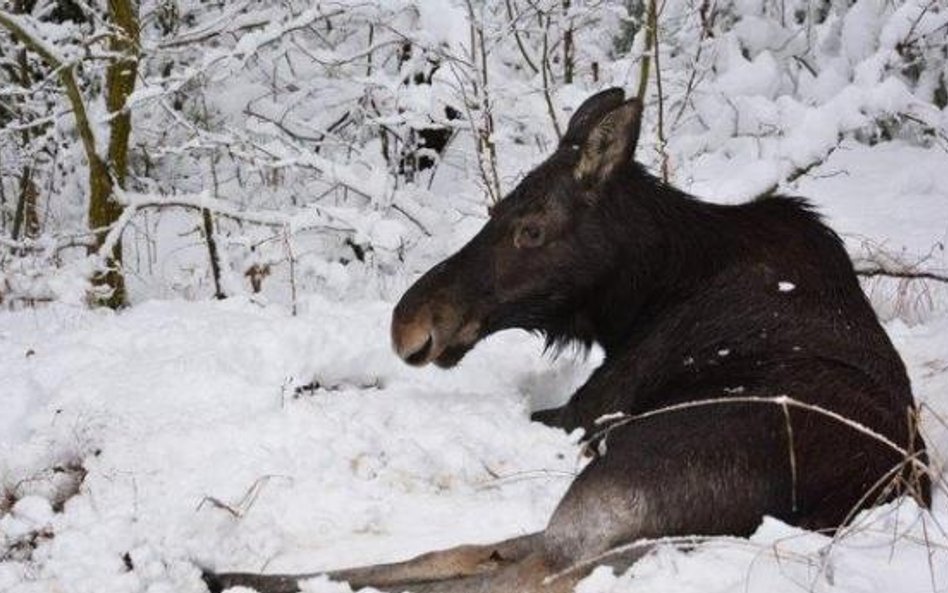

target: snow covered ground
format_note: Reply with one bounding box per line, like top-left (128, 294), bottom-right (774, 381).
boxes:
top-left (2, 139), bottom-right (948, 593)
top-left (0, 297), bottom-right (590, 593)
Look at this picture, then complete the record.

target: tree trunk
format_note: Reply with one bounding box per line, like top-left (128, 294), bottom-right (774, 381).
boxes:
top-left (11, 166), bottom-right (39, 241)
top-left (87, 156), bottom-right (123, 307)
top-left (562, 0), bottom-right (574, 84)
top-left (88, 0), bottom-right (140, 308)
top-left (205, 153), bottom-right (226, 300)
top-left (9, 6), bottom-right (40, 244)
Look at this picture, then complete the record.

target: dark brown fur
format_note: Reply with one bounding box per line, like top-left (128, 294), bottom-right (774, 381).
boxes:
top-left (205, 88), bottom-right (930, 593)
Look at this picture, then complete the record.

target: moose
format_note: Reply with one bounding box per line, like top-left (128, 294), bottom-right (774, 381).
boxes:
top-left (205, 88), bottom-right (930, 593)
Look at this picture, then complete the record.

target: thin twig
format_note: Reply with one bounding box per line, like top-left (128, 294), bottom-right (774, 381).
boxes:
top-left (504, 0), bottom-right (540, 74)
top-left (649, 0), bottom-right (670, 181)
top-left (590, 395), bottom-right (924, 473)
top-left (540, 11), bottom-right (563, 140)
top-left (855, 267), bottom-right (948, 285)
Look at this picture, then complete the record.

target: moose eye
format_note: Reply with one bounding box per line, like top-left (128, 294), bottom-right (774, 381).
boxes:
top-left (514, 222), bottom-right (545, 249)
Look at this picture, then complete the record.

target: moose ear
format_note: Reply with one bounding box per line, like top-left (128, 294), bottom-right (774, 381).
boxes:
top-left (562, 88), bottom-right (626, 145)
top-left (573, 99), bottom-right (643, 186)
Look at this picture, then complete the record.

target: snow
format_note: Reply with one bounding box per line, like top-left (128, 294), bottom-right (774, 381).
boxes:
top-left (0, 297), bottom-right (592, 592)
top-left (1, 287), bottom-right (947, 593)
top-left (716, 51), bottom-right (783, 100)
top-left (415, 0), bottom-right (469, 50)
top-left (841, 0), bottom-right (886, 64)
top-left (794, 141), bottom-right (948, 260)
top-left (577, 505), bottom-right (948, 593)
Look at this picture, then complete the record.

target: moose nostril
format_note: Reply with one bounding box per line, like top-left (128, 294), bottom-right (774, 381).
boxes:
top-left (404, 333), bottom-right (434, 366)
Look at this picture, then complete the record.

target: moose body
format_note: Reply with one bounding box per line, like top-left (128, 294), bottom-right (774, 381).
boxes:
top-left (206, 89), bottom-right (929, 593)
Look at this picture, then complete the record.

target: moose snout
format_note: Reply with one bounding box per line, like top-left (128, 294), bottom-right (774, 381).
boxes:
top-left (392, 305), bottom-right (438, 366)
top-left (392, 252), bottom-right (481, 368)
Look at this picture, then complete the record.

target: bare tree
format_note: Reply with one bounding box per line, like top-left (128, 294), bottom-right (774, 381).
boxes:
top-left (0, 1), bottom-right (140, 308)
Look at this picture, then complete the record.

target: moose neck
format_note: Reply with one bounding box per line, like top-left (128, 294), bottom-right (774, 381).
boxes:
top-left (580, 165), bottom-right (735, 358)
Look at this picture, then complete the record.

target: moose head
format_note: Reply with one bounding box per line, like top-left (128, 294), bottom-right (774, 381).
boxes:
top-left (392, 88), bottom-right (647, 368)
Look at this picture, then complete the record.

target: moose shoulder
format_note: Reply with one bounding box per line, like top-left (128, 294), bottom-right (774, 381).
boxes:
top-left (206, 88), bottom-right (930, 593)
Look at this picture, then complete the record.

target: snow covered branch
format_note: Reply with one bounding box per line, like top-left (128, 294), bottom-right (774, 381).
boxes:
top-left (95, 189), bottom-right (360, 261)
top-left (0, 10), bottom-right (100, 164)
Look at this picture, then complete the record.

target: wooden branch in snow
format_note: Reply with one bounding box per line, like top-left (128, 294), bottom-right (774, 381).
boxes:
top-left (636, 0), bottom-right (655, 104)
top-left (0, 10), bottom-right (100, 166)
top-left (0, 10), bottom-right (64, 67)
top-left (785, 144), bottom-right (839, 185)
top-left (540, 12), bottom-right (563, 140)
top-left (157, 6), bottom-right (345, 50)
top-left (753, 144), bottom-right (840, 200)
top-left (93, 183), bottom-right (435, 255)
top-left (504, 0), bottom-right (540, 74)
top-left (3, 185), bottom-right (434, 257)
top-left (648, 0), bottom-right (669, 182)
top-left (93, 189), bottom-right (360, 261)
top-left (851, 241), bottom-right (947, 285)
top-left (855, 267), bottom-right (948, 285)
top-left (0, 235), bottom-right (94, 252)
